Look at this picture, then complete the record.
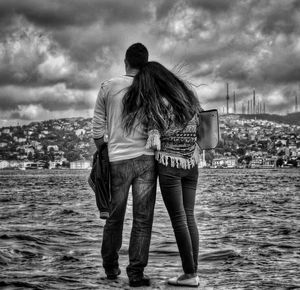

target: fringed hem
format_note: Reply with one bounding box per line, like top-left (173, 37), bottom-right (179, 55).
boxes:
top-left (146, 129), bottom-right (161, 150)
top-left (156, 147), bottom-right (200, 169)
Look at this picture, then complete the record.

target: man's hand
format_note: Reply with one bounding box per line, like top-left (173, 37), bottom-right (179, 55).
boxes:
top-left (94, 137), bottom-right (105, 151)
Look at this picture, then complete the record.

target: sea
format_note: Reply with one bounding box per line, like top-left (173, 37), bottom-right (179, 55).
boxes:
top-left (0, 168), bottom-right (299, 290)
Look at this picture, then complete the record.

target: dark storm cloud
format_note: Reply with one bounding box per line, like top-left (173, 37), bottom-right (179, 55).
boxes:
top-left (155, 0), bottom-right (235, 21)
top-left (258, 0), bottom-right (300, 36)
top-left (217, 59), bottom-right (252, 83)
top-left (155, 0), bottom-right (177, 19)
top-left (1, 0), bottom-right (300, 121)
top-left (164, 0), bottom-right (299, 93)
top-left (0, 65), bottom-right (97, 90)
top-left (0, 85), bottom-right (93, 112)
top-left (0, 0), bottom-right (153, 70)
top-left (9, 111), bottom-right (32, 120)
top-left (0, 0), bottom-right (151, 28)
top-left (259, 50), bottom-right (300, 84)
top-left (188, 0), bottom-right (235, 12)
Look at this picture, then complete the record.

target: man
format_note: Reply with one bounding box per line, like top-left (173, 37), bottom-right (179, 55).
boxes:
top-left (92, 43), bottom-right (157, 287)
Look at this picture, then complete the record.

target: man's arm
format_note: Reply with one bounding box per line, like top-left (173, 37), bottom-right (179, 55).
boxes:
top-left (92, 85), bottom-right (107, 150)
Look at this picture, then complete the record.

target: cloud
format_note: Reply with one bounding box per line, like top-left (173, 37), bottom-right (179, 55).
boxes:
top-left (0, 84), bottom-right (96, 113)
top-left (0, 0), bottom-right (300, 123)
top-left (188, 0), bottom-right (236, 12)
top-left (257, 0), bottom-right (300, 36)
top-left (0, 16), bottom-right (100, 90)
top-left (10, 104), bottom-right (44, 120)
top-left (0, 0), bottom-right (152, 28)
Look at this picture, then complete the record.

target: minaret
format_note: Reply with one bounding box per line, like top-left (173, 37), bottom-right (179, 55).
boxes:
top-left (253, 89), bottom-right (256, 114)
top-left (250, 99), bottom-right (253, 114)
top-left (226, 83), bottom-right (229, 114)
top-left (233, 91), bottom-right (236, 114)
top-left (260, 102), bottom-right (262, 114)
top-left (296, 95), bottom-right (298, 112)
top-left (247, 100), bottom-right (250, 114)
top-left (263, 102), bottom-right (266, 114)
top-left (242, 103), bottom-right (245, 114)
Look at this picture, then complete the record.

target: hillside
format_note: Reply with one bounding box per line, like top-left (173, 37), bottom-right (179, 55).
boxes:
top-left (238, 112), bottom-right (300, 126)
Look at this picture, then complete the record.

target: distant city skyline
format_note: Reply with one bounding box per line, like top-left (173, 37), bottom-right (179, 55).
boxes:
top-left (0, 0), bottom-right (300, 127)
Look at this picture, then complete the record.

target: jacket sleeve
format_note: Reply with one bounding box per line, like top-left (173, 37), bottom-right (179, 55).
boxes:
top-left (93, 84), bottom-right (107, 139)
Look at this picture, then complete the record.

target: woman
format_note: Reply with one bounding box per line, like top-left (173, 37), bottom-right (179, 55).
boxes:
top-left (122, 61), bottom-right (202, 287)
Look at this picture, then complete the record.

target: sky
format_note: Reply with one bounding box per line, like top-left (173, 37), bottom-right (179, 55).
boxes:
top-left (0, 0), bottom-right (300, 127)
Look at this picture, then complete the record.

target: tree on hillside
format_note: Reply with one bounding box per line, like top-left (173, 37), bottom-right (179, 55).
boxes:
top-left (65, 151), bottom-right (81, 162)
top-left (276, 158), bottom-right (284, 167)
top-left (237, 147), bottom-right (246, 156)
top-left (244, 155), bottom-right (252, 165)
top-left (28, 152), bottom-right (33, 161)
top-left (204, 150), bottom-right (214, 165)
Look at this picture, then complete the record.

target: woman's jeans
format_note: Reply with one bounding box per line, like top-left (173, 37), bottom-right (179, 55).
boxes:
top-left (158, 163), bottom-right (199, 274)
top-left (101, 155), bottom-right (157, 280)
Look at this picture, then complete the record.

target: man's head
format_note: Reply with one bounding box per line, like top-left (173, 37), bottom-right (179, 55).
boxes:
top-left (125, 43), bottom-right (148, 70)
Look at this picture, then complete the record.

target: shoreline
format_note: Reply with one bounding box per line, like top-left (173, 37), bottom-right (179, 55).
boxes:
top-left (1, 166), bottom-right (299, 171)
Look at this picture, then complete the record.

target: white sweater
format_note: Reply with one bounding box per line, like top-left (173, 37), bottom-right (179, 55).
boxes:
top-left (92, 75), bottom-right (154, 162)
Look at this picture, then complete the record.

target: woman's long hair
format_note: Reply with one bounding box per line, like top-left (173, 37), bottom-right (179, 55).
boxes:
top-left (122, 61), bottom-right (200, 133)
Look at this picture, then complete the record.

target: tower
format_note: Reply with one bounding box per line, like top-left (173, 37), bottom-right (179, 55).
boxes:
top-left (226, 83), bottom-right (229, 114)
top-left (296, 95), bottom-right (298, 112)
top-left (259, 102), bottom-right (262, 114)
top-left (233, 91), bottom-right (236, 114)
top-left (253, 89), bottom-right (256, 114)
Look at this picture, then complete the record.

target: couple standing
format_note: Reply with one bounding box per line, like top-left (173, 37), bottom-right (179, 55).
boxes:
top-left (92, 43), bottom-right (202, 287)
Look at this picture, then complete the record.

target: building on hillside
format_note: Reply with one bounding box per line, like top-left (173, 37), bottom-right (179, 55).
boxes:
top-left (24, 147), bottom-right (35, 155)
top-left (17, 154), bottom-right (28, 160)
top-left (250, 157), bottom-right (264, 168)
top-left (198, 159), bottom-right (207, 168)
top-left (212, 157), bottom-right (237, 168)
top-left (47, 145), bottom-right (59, 151)
top-left (49, 161), bottom-right (57, 169)
top-left (9, 160), bottom-right (21, 168)
top-left (70, 160), bottom-right (91, 170)
top-left (14, 137), bottom-right (27, 143)
top-left (0, 160), bottom-right (9, 169)
top-left (75, 129), bottom-right (86, 136)
top-left (25, 130), bottom-right (34, 136)
top-left (263, 157), bottom-right (277, 168)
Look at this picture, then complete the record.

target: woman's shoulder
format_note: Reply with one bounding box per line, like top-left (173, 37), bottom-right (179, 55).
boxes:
top-left (163, 114), bottom-right (197, 136)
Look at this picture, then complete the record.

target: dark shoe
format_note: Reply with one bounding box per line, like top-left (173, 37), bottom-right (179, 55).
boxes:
top-left (106, 268), bottom-right (121, 280)
top-left (129, 275), bottom-right (151, 287)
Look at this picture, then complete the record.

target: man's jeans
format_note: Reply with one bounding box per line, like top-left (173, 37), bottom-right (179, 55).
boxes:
top-left (101, 155), bottom-right (157, 280)
top-left (158, 163), bottom-right (199, 274)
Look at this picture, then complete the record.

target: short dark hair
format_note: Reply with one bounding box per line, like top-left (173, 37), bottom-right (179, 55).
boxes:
top-left (125, 43), bottom-right (148, 69)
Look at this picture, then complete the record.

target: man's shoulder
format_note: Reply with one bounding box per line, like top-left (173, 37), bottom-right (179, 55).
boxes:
top-left (100, 76), bottom-right (132, 90)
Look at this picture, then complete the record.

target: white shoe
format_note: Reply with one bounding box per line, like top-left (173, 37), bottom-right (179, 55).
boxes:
top-left (168, 274), bottom-right (200, 287)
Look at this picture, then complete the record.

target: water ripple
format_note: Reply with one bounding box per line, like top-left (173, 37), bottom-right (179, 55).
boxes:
top-left (0, 168), bottom-right (299, 289)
